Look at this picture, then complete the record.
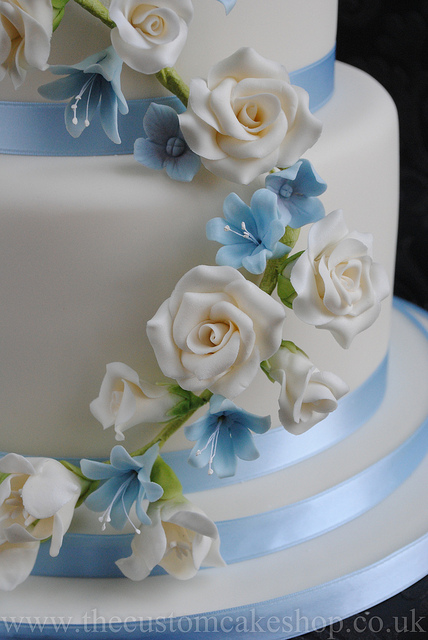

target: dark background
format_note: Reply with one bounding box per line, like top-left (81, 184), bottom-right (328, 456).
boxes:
top-left (337, 0), bottom-right (428, 312)
top-left (300, 1), bottom-right (428, 638)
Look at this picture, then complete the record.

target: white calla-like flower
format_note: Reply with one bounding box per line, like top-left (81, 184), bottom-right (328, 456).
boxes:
top-left (291, 210), bottom-right (390, 348)
top-left (0, 454), bottom-right (82, 590)
top-left (269, 346), bottom-right (349, 435)
top-left (147, 265), bottom-right (286, 399)
top-left (116, 497), bottom-right (225, 580)
top-left (0, 0), bottom-right (52, 88)
top-left (90, 362), bottom-right (178, 440)
top-left (109, 0), bottom-right (193, 74)
top-left (179, 47), bottom-right (322, 184)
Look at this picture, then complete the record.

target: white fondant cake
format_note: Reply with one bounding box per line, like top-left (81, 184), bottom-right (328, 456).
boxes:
top-left (1, 1), bottom-right (427, 636)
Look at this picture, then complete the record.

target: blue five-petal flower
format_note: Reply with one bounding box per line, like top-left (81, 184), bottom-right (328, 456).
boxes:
top-left (80, 444), bottom-right (163, 531)
top-left (185, 395), bottom-right (271, 478)
top-left (38, 46), bottom-right (128, 143)
top-left (265, 159), bottom-right (327, 228)
top-left (206, 188), bottom-right (290, 275)
top-left (134, 103), bottom-right (201, 182)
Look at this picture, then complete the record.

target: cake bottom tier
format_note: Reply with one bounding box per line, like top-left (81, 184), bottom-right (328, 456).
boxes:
top-left (2, 299), bottom-right (428, 639)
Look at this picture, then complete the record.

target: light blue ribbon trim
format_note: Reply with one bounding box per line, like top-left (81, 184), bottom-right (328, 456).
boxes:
top-left (7, 534), bottom-right (427, 638)
top-left (289, 45), bottom-right (335, 111)
top-left (32, 390), bottom-right (428, 577)
top-left (0, 96), bottom-right (185, 157)
top-left (0, 47), bottom-right (335, 157)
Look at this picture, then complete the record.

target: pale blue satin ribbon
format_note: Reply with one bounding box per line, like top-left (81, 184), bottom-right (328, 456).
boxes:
top-left (10, 534), bottom-right (426, 639)
top-left (0, 47), bottom-right (335, 156)
top-left (32, 392), bottom-right (428, 577)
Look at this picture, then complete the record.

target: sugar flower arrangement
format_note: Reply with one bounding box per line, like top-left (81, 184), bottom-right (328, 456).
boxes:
top-left (0, 0), bottom-right (390, 590)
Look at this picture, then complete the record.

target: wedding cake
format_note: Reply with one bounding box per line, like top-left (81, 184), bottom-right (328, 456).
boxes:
top-left (1, 1), bottom-right (427, 637)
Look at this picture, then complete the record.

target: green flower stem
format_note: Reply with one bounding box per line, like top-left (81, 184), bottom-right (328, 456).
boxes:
top-left (131, 389), bottom-right (213, 458)
top-left (259, 227), bottom-right (301, 295)
top-left (73, 0), bottom-right (115, 29)
top-left (155, 68), bottom-right (190, 107)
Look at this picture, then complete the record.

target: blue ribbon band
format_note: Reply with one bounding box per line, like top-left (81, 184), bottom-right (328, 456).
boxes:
top-left (32, 397), bottom-right (428, 577)
top-left (0, 47), bottom-right (335, 157)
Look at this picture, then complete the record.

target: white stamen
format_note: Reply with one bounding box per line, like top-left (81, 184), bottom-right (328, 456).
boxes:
top-left (196, 424), bottom-right (221, 476)
top-left (70, 74), bottom-right (97, 129)
top-left (166, 538), bottom-right (192, 560)
top-left (224, 222), bottom-right (259, 245)
top-left (97, 474), bottom-right (133, 532)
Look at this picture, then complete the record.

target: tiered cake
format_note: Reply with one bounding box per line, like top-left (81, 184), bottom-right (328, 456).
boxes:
top-left (1, 1), bottom-right (427, 637)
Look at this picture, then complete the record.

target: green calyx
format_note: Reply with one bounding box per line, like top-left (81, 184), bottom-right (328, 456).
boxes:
top-left (150, 456), bottom-right (183, 503)
top-left (131, 388), bottom-right (213, 458)
top-left (259, 227), bottom-right (301, 296)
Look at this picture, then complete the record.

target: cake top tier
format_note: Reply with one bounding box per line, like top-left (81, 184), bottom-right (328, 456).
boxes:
top-left (0, 0), bottom-right (338, 103)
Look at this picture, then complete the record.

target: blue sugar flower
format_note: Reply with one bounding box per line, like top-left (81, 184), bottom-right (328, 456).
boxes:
top-left (216, 0), bottom-right (237, 13)
top-left (185, 395), bottom-right (271, 478)
top-left (265, 159), bottom-right (327, 229)
top-left (80, 444), bottom-right (163, 531)
top-left (38, 46), bottom-right (128, 143)
top-left (206, 188), bottom-right (290, 275)
top-left (134, 103), bottom-right (201, 182)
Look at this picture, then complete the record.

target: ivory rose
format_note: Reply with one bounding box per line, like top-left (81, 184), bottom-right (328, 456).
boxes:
top-left (109, 0), bottom-right (193, 75)
top-left (90, 362), bottom-right (178, 441)
top-left (179, 47), bottom-right (322, 184)
top-left (268, 345), bottom-right (349, 435)
top-left (0, 0), bottom-right (52, 88)
top-left (0, 454), bottom-right (82, 590)
top-left (147, 265), bottom-right (286, 399)
top-left (290, 210), bottom-right (390, 348)
top-left (116, 497), bottom-right (225, 580)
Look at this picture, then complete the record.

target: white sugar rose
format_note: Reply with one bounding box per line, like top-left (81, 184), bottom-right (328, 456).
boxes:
top-left (268, 345), bottom-right (349, 435)
top-left (147, 265), bottom-right (286, 399)
top-left (109, 0), bottom-right (193, 75)
top-left (291, 210), bottom-right (390, 348)
top-left (116, 497), bottom-right (225, 581)
top-left (90, 362), bottom-right (178, 441)
top-left (0, 0), bottom-right (52, 88)
top-left (179, 47), bottom-right (322, 185)
top-left (0, 454), bottom-right (82, 590)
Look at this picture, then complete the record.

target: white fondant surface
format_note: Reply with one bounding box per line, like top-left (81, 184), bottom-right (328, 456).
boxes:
top-left (0, 0), bottom-right (338, 103)
top-left (2, 305), bottom-right (428, 631)
top-left (0, 63), bottom-right (399, 458)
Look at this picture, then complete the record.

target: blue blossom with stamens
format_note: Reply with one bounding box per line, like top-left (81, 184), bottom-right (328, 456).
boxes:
top-left (38, 46), bottom-right (128, 143)
top-left (185, 395), bottom-right (271, 478)
top-left (134, 103), bottom-right (201, 182)
top-left (265, 159), bottom-right (327, 228)
top-left (206, 188), bottom-right (291, 275)
top-left (80, 444), bottom-right (163, 532)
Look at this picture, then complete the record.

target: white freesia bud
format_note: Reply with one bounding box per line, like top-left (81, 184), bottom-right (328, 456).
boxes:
top-left (0, 0), bottom-right (52, 88)
top-left (0, 454), bottom-right (82, 590)
top-left (116, 497), bottom-right (225, 581)
top-left (90, 362), bottom-right (178, 441)
top-left (269, 346), bottom-right (349, 435)
top-left (109, 0), bottom-right (193, 74)
top-left (291, 210), bottom-right (390, 348)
